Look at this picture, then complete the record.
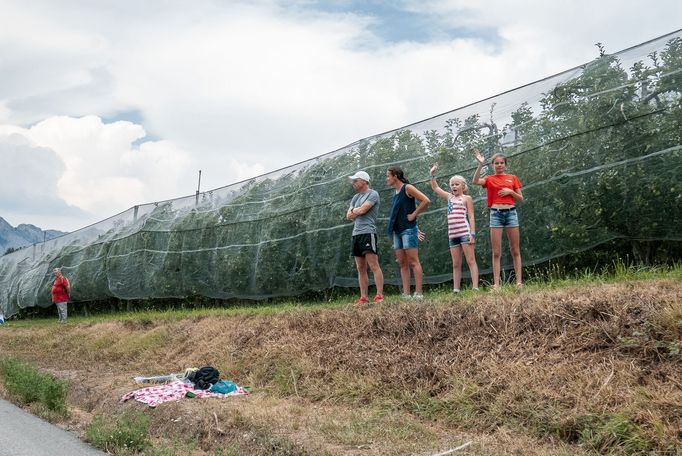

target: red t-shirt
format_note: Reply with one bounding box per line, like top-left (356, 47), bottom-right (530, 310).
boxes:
top-left (52, 276), bottom-right (70, 303)
top-left (482, 174), bottom-right (522, 207)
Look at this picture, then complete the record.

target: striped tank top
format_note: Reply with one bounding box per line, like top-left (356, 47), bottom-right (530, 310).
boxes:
top-left (447, 195), bottom-right (470, 239)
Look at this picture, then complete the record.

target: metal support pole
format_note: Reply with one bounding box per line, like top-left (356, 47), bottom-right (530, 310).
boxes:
top-left (195, 170), bottom-right (202, 206)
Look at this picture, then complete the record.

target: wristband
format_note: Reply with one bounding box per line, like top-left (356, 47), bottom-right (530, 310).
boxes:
top-left (470, 232), bottom-right (476, 237)
top-left (430, 175), bottom-right (436, 180)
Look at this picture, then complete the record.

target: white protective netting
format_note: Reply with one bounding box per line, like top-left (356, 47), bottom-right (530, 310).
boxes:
top-left (1, 30), bottom-right (681, 317)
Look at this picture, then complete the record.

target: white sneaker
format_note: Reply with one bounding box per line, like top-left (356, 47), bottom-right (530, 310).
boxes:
top-left (401, 293), bottom-right (411, 300)
top-left (453, 288), bottom-right (460, 294)
top-left (413, 293), bottom-right (424, 300)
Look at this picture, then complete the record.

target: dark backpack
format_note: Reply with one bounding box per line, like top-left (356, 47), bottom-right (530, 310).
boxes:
top-left (188, 366), bottom-right (220, 390)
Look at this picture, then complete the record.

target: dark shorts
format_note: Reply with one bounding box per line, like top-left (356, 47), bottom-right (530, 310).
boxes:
top-left (352, 233), bottom-right (378, 257)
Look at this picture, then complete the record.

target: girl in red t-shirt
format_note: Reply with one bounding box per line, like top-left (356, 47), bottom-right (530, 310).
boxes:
top-left (472, 150), bottom-right (524, 289)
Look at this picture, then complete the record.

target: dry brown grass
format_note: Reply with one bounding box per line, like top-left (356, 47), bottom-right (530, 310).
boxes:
top-left (0, 279), bottom-right (680, 455)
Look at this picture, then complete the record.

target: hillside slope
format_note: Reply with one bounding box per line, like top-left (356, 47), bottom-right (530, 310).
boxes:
top-left (0, 216), bottom-right (66, 253)
top-left (0, 279), bottom-right (680, 455)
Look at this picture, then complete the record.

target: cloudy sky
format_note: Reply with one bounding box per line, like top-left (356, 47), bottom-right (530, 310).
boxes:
top-left (1, 0), bottom-right (680, 232)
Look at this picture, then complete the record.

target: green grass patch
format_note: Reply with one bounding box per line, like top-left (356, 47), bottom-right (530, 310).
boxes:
top-left (4, 262), bottom-right (680, 328)
top-left (0, 357), bottom-right (68, 416)
top-left (85, 410), bottom-right (150, 454)
top-left (431, 384), bottom-right (487, 425)
top-left (556, 412), bottom-right (654, 454)
top-left (524, 260), bottom-right (682, 290)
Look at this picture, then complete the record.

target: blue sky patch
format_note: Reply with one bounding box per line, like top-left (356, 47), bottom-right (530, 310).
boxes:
top-left (303, 0), bottom-right (498, 45)
top-left (101, 109), bottom-right (162, 144)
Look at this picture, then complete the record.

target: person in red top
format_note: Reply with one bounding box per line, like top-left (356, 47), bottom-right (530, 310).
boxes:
top-left (472, 150), bottom-right (524, 289)
top-left (51, 268), bottom-right (71, 323)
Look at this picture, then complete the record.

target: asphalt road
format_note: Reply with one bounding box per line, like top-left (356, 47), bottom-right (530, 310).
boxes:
top-left (0, 400), bottom-right (104, 456)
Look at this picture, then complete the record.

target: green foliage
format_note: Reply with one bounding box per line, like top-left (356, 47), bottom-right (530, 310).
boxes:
top-left (397, 386), bottom-right (477, 423)
top-left (539, 412), bottom-right (657, 454)
top-left (0, 357), bottom-right (67, 415)
top-left (85, 410), bottom-right (150, 454)
top-left (574, 413), bottom-right (653, 454)
top-left (1, 33), bottom-right (681, 316)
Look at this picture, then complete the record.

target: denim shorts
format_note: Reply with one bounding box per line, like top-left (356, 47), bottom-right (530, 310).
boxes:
top-left (392, 227), bottom-right (419, 249)
top-left (448, 235), bottom-right (471, 247)
top-left (489, 207), bottom-right (519, 228)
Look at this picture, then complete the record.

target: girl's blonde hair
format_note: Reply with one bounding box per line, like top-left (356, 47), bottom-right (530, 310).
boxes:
top-left (449, 175), bottom-right (468, 193)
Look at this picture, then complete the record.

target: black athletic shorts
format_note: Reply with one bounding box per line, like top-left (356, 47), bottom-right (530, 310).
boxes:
top-left (352, 233), bottom-right (378, 257)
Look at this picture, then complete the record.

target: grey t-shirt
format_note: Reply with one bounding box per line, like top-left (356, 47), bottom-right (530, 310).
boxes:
top-left (350, 189), bottom-right (380, 235)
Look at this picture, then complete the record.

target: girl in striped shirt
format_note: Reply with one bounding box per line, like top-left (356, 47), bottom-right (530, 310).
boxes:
top-left (429, 163), bottom-right (479, 293)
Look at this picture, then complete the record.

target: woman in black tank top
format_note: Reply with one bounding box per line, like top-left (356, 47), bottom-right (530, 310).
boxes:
top-left (386, 166), bottom-right (431, 299)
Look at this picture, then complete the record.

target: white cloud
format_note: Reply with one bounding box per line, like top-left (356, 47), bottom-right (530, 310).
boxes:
top-left (0, 116), bottom-right (192, 230)
top-left (1, 0), bottom-right (680, 230)
top-left (0, 132), bottom-right (87, 231)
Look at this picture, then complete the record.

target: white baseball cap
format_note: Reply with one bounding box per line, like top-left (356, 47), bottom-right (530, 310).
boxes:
top-left (349, 171), bottom-right (370, 182)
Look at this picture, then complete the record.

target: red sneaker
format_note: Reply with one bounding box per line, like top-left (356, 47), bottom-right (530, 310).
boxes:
top-left (372, 294), bottom-right (384, 304)
top-left (354, 297), bottom-right (369, 306)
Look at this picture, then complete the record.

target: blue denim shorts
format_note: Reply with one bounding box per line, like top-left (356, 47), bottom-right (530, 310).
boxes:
top-left (392, 227), bottom-right (419, 249)
top-left (489, 207), bottom-right (519, 228)
top-left (448, 235), bottom-right (471, 247)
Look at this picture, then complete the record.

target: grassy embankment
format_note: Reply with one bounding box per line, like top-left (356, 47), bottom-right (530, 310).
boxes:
top-left (0, 264), bottom-right (680, 455)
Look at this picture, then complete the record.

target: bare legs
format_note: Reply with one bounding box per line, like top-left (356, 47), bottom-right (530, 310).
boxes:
top-left (394, 248), bottom-right (423, 295)
top-left (450, 246), bottom-right (463, 290)
top-left (354, 253), bottom-right (384, 299)
top-left (506, 227), bottom-right (522, 286)
top-left (490, 228), bottom-right (503, 288)
top-left (450, 244), bottom-right (479, 290)
top-left (490, 227), bottom-right (522, 288)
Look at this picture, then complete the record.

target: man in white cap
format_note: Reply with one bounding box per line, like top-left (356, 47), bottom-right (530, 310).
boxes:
top-left (346, 170), bottom-right (384, 305)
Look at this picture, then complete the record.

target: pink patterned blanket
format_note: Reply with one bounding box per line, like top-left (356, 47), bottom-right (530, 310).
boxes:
top-left (121, 380), bottom-right (248, 407)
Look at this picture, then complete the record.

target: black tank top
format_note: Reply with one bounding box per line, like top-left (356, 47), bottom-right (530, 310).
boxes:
top-left (387, 184), bottom-right (416, 234)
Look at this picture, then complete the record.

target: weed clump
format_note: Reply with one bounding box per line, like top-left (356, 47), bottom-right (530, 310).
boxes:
top-left (85, 410), bottom-right (150, 454)
top-left (0, 357), bottom-right (68, 415)
top-left (552, 413), bottom-right (654, 454)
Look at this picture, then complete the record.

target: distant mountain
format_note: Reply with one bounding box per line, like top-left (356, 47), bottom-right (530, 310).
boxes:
top-left (0, 217), bottom-right (67, 255)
